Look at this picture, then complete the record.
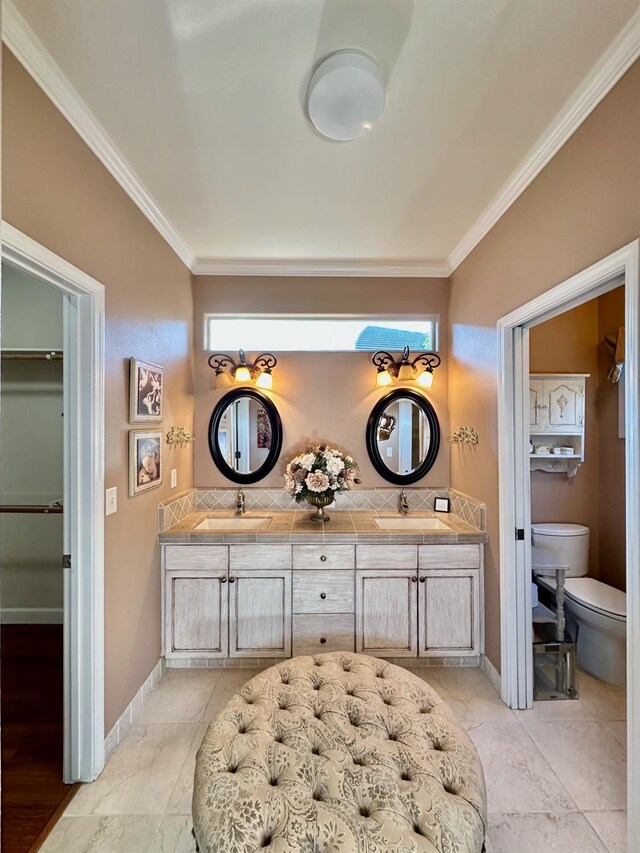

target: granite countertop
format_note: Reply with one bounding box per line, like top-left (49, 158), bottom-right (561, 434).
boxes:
top-left (158, 509), bottom-right (488, 545)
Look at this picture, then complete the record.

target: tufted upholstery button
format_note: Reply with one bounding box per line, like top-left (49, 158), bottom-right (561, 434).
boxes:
top-left (193, 652), bottom-right (486, 852)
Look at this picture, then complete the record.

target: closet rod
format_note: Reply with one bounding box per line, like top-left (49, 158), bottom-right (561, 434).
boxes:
top-left (0, 505), bottom-right (63, 514)
top-left (1, 350), bottom-right (63, 360)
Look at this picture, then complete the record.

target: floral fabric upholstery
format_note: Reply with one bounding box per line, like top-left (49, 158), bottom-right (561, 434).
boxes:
top-left (193, 653), bottom-right (487, 852)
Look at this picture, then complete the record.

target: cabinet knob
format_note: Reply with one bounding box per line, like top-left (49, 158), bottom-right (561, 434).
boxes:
top-left (221, 577), bottom-right (227, 584)
top-left (320, 555), bottom-right (327, 562)
top-left (419, 576), bottom-right (425, 582)
top-left (411, 576), bottom-right (417, 582)
top-left (229, 577), bottom-right (235, 584)
top-left (320, 637), bottom-right (327, 644)
top-left (320, 592), bottom-right (327, 599)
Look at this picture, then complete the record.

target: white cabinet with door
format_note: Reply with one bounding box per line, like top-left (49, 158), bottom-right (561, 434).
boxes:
top-left (529, 374), bottom-right (589, 477)
top-left (355, 544), bottom-right (482, 659)
top-left (228, 570), bottom-right (291, 658)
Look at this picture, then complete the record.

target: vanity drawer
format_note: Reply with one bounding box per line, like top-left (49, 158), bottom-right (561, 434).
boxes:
top-left (293, 571), bottom-right (354, 614)
top-left (419, 544), bottom-right (481, 570)
top-left (229, 545), bottom-right (291, 571)
top-left (293, 614), bottom-right (355, 655)
top-left (356, 545), bottom-right (417, 569)
top-left (292, 545), bottom-right (354, 570)
top-left (165, 545), bottom-right (228, 572)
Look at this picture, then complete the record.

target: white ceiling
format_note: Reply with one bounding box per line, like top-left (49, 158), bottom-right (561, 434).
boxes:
top-left (6, 0), bottom-right (640, 273)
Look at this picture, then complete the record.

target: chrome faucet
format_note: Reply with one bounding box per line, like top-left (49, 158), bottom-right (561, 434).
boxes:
top-left (235, 488), bottom-right (246, 515)
top-left (399, 488), bottom-right (409, 515)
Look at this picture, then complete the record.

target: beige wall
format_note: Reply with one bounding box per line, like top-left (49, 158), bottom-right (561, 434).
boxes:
top-left (193, 277), bottom-right (450, 489)
top-left (598, 287), bottom-right (626, 591)
top-left (529, 301), bottom-right (600, 577)
top-left (2, 50), bottom-right (195, 732)
top-left (449, 59), bottom-right (640, 669)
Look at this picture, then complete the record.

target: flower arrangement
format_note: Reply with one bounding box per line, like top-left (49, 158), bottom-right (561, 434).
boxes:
top-left (285, 444), bottom-right (360, 505)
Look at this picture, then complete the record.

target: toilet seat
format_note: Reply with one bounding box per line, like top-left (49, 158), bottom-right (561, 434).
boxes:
top-left (537, 576), bottom-right (626, 621)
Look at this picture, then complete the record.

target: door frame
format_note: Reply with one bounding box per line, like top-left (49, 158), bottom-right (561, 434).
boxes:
top-left (497, 239), bottom-right (639, 845)
top-left (2, 222), bottom-right (105, 782)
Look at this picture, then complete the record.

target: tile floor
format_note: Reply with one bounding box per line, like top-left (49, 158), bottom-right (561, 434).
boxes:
top-left (40, 665), bottom-right (627, 853)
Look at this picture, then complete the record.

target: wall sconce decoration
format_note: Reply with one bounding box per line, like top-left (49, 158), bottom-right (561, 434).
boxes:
top-left (371, 345), bottom-right (441, 389)
top-left (449, 426), bottom-right (479, 446)
top-left (166, 426), bottom-right (194, 447)
top-left (208, 349), bottom-right (278, 390)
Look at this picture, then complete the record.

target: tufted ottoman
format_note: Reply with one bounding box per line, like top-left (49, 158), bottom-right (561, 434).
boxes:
top-left (193, 653), bottom-right (487, 852)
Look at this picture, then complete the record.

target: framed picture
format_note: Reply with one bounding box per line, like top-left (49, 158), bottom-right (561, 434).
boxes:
top-left (129, 358), bottom-right (163, 423)
top-left (256, 408), bottom-right (272, 449)
top-left (129, 430), bottom-right (162, 496)
top-left (434, 497), bottom-right (450, 513)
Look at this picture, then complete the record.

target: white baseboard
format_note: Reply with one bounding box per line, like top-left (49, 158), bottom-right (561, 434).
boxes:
top-left (104, 657), bottom-right (166, 763)
top-left (1, 607), bottom-right (63, 624)
top-left (482, 654), bottom-right (502, 697)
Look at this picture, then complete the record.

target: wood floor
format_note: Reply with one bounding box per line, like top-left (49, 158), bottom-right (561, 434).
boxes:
top-left (1, 624), bottom-right (77, 853)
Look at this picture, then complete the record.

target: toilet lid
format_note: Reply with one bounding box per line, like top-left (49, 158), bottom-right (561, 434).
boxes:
top-left (531, 522), bottom-right (589, 537)
top-left (539, 576), bottom-right (626, 618)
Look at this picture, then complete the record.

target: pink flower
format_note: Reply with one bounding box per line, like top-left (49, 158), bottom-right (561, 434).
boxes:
top-left (305, 471), bottom-right (330, 493)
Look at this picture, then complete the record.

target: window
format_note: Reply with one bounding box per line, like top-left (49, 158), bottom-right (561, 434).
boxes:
top-left (204, 316), bottom-right (437, 352)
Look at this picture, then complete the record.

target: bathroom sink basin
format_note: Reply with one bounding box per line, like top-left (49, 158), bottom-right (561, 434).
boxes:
top-left (374, 517), bottom-right (451, 531)
top-left (195, 517), bottom-right (271, 531)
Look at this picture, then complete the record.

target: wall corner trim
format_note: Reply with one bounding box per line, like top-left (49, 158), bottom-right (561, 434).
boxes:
top-left (192, 258), bottom-right (451, 278)
top-left (2, 0), bottom-right (196, 272)
top-left (448, 7), bottom-right (640, 273)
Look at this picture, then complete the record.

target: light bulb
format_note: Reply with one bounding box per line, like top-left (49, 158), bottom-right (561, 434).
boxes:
top-left (235, 365), bottom-right (251, 382)
top-left (416, 369), bottom-right (434, 389)
top-left (376, 369), bottom-right (393, 387)
top-left (255, 370), bottom-right (273, 389)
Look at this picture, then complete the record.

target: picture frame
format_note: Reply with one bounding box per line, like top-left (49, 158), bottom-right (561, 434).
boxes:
top-left (256, 407), bottom-right (272, 449)
top-left (129, 358), bottom-right (163, 423)
top-left (434, 496), bottom-right (450, 513)
top-left (129, 430), bottom-right (163, 496)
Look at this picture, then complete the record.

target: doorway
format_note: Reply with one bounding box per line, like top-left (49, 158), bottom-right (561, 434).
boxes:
top-left (497, 240), bottom-right (640, 847)
top-left (1, 224), bottom-right (106, 844)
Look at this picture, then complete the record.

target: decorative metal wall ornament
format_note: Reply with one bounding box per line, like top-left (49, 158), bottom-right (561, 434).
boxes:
top-left (166, 426), bottom-right (194, 447)
top-left (449, 426), bottom-right (479, 446)
top-left (377, 413), bottom-right (396, 441)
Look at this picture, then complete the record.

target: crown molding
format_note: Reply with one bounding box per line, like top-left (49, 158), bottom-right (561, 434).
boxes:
top-left (448, 7), bottom-right (640, 274)
top-left (192, 257), bottom-right (451, 278)
top-left (2, 0), bottom-right (196, 271)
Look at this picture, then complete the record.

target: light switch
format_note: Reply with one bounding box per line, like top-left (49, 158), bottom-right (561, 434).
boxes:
top-left (386, 447), bottom-right (393, 458)
top-left (171, 468), bottom-right (177, 489)
top-left (105, 487), bottom-right (117, 516)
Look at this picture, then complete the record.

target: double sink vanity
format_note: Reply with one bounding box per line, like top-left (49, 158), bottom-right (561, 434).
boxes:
top-left (159, 504), bottom-right (487, 666)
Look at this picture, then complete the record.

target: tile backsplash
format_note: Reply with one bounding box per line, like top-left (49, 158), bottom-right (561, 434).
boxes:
top-left (158, 486), bottom-right (486, 532)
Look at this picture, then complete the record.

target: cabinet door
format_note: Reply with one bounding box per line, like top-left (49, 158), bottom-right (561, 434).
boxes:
top-left (165, 569), bottom-right (228, 659)
top-left (544, 379), bottom-right (584, 432)
top-left (418, 570), bottom-right (479, 656)
top-left (229, 570), bottom-right (292, 658)
top-left (355, 570), bottom-right (417, 657)
top-left (529, 379), bottom-right (545, 430)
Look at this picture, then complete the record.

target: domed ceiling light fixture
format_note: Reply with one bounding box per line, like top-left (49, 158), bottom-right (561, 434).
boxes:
top-left (307, 50), bottom-right (385, 141)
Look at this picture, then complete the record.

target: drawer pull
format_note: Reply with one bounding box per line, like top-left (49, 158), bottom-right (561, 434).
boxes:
top-left (320, 555), bottom-right (327, 562)
top-left (419, 576), bottom-right (425, 582)
top-left (320, 592), bottom-right (327, 599)
top-left (320, 637), bottom-right (327, 644)
top-left (221, 577), bottom-right (227, 584)
top-left (411, 576), bottom-right (417, 582)
top-left (229, 577), bottom-right (235, 584)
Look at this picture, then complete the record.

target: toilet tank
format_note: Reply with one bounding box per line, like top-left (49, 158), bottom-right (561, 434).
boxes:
top-left (531, 523), bottom-right (589, 577)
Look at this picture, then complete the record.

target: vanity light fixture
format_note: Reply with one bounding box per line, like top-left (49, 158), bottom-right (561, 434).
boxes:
top-left (371, 346), bottom-right (441, 389)
top-left (208, 349), bottom-right (278, 390)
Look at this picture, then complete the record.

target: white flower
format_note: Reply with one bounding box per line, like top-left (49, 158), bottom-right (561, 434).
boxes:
top-left (306, 471), bottom-right (330, 492)
top-left (297, 452), bottom-right (316, 471)
top-left (325, 455), bottom-right (344, 476)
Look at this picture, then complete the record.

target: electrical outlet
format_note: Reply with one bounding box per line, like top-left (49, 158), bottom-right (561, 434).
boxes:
top-left (171, 468), bottom-right (177, 489)
top-left (105, 487), bottom-right (117, 516)
top-left (386, 447), bottom-right (393, 458)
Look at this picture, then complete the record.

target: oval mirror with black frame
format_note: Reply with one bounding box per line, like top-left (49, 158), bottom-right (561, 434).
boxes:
top-left (366, 389), bottom-right (440, 485)
top-left (208, 388), bottom-right (283, 484)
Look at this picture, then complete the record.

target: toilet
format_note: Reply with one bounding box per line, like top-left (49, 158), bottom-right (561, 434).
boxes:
top-left (532, 522), bottom-right (627, 689)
